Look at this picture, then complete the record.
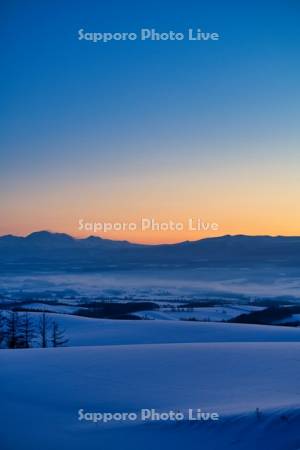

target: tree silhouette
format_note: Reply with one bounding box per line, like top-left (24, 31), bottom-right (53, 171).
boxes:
top-left (0, 311), bottom-right (5, 345)
top-left (19, 313), bottom-right (36, 348)
top-left (51, 320), bottom-right (68, 347)
top-left (39, 312), bottom-right (51, 348)
top-left (6, 312), bottom-right (22, 349)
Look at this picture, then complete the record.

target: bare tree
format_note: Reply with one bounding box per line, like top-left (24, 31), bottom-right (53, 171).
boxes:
top-left (39, 312), bottom-right (51, 348)
top-left (1, 310), bottom-right (69, 350)
top-left (51, 320), bottom-right (68, 347)
top-left (6, 311), bottom-right (22, 349)
top-left (19, 313), bottom-right (36, 348)
top-left (0, 311), bottom-right (5, 346)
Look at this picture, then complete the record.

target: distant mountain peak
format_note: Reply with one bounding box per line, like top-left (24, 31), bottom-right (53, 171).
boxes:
top-left (26, 230), bottom-right (73, 240)
top-left (22, 231), bottom-right (76, 248)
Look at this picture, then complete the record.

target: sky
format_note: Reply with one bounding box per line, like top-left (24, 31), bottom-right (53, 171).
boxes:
top-left (0, 0), bottom-right (299, 243)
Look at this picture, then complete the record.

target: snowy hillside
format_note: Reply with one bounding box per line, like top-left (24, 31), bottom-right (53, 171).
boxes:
top-left (22, 312), bottom-right (300, 346)
top-left (1, 341), bottom-right (300, 450)
top-left (1, 312), bottom-right (300, 449)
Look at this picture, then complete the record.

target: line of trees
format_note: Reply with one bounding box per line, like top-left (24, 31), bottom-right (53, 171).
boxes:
top-left (0, 311), bottom-right (68, 349)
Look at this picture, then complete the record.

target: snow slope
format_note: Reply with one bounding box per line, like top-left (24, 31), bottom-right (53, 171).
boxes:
top-left (42, 313), bottom-right (300, 346)
top-left (4, 310), bottom-right (300, 348)
top-left (1, 342), bottom-right (300, 450)
top-left (1, 314), bottom-right (300, 449)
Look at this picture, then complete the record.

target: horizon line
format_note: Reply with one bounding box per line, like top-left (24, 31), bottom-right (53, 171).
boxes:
top-left (1, 230), bottom-right (300, 246)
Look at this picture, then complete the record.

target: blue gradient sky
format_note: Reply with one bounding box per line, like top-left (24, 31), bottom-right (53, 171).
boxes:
top-left (1, 0), bottom-right (299, 242)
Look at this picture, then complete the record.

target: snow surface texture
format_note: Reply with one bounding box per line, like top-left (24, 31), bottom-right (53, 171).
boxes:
top-left (1, 317), bottom-right (300, 449)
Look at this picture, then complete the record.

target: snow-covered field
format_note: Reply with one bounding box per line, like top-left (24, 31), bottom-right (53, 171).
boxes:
top-left (1, 315), bottom-right (300, 450)
top-left (1, 341), bottom-right (300, 450)
top-left (134, 305), bottom-right (264, 321)
top-left (18, 312), bottom-right (300, 346)
top-left (15, 302), bottom-right (80, 314)
top-left (4, 301), bottom-right (266, 323)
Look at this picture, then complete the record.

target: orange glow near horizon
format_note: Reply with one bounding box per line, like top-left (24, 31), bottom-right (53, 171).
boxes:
top-left (1, 146), bottom-right (299, 244)
top-left (2, 216), bottom-right (300, 245)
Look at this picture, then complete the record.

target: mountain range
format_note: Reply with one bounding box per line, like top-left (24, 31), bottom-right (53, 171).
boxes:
top-left (0, 231), bottom-right (299, 272)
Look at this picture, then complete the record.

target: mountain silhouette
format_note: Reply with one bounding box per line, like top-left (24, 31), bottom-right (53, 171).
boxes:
top-left (0, 231), bottom-right (299, 272)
